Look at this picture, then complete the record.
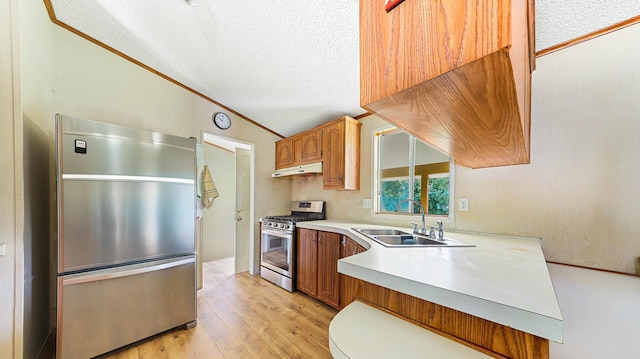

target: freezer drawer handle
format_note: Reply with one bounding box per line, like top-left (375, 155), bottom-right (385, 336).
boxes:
top-left (62, 174), bottom-right (194, 184)
top-left (62, 257), bottom-right (195, 286)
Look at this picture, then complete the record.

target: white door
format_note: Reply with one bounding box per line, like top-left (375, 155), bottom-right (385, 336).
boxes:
top-left (235, 148), bottom-right (251, 273)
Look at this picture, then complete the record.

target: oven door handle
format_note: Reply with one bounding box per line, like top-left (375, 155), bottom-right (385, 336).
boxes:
top-left (261, 228), bottom-right (293, 238)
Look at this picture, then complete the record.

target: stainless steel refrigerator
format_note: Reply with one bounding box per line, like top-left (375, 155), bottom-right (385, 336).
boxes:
top-left (55, 115), bottom-right (197, 358)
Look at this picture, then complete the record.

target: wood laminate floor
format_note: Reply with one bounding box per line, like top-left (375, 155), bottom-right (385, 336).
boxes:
top-left (97, 259), bottom-right (337, 359)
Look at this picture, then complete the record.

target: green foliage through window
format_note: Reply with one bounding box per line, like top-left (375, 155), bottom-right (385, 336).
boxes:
top-left (381, 178), bottom-right (421, 213)
top-left (427, 176), bottom-right (449, 215)
top-left (381, 175), bottom-right (449, 215)
top-left (374, 127), bottom-right (451, 217)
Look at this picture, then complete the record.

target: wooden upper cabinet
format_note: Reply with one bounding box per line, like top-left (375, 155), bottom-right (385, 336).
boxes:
top-left (322, 116), bottom-right (361, 190)
top-left (275, 128), bottom-right (322, 169)
top-left (300, 129), bottom-right (322, 163)
top-left (292, 135), bottom-right (304, 165)
top-left (273, 116), bottom-right (361, 190)
top-left (360, 0), bottom-right (535, 168)
top-left (275, 138), bottom-right (294, 169)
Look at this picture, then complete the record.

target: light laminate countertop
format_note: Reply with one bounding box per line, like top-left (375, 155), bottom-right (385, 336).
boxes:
top-left (296, 220), bottom-right (564, 343)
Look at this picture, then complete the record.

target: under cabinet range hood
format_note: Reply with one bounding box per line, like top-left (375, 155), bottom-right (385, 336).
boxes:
top-left (272, 162), bottom-right (322, 178)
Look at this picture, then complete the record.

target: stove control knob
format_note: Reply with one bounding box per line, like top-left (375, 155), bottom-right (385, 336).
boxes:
top-left (263, 220), bottom-right (269, 226)
top-left (283, 224), bottom-right (290, 230)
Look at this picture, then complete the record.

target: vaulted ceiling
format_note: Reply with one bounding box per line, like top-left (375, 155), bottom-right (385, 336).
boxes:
top-left (46, 0), bottom-right (640, 138)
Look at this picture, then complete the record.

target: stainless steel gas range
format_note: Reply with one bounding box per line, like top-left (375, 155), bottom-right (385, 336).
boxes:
top-left (260, 201), bottom-right (325, 291)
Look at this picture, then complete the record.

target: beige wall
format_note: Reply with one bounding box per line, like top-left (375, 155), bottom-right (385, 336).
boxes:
top-left (1, 0), bottom-right (23, 357)
top-left (292, 23), bottom-right (640, 275)
top-left (4, 1), bottom-right (290, 357)
top-left (202, 144), bottom-right (235, 261)
top-left (455, 23), bottom-right (640, 274)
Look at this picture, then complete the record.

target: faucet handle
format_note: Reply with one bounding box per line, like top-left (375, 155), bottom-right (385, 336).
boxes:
top-left (410, 222), bottom-right (419, 232)
top-left (429, 226), bottom-right (437, 239)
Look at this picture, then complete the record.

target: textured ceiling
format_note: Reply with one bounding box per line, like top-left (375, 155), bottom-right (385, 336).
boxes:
top-left (536, 0), bottom-right (640, 50)
top-left (48, 1), bottom-right (639, 138)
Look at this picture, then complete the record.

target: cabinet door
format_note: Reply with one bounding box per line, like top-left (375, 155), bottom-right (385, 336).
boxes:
top-left (340, 236), bottom-right (361, 258)
top-left (275, 138), bottom-right (294, 169)
top-left (296, 228), bottom-right (317, 296)
top-left (339, 236), bottom-right (364, 309)
top-left (292, 135), bottom-right (304, 165)
top-left (301, 129), bottom-right (322, 163)
top-left (317, 231), bottom-right (341, 308)
top-left (322, 121), bottom-right (345, 189)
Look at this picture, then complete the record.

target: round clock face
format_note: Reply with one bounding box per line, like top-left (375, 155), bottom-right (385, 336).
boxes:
top-left (213, 112), bottom-right (231, 130)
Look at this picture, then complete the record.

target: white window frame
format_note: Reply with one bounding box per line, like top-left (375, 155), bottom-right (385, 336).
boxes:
top-left (371, 126), bottom-right (455, 224)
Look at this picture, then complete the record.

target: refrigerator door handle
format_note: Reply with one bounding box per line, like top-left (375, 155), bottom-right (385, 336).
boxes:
top-left (62, 257), bottom-right (195, 286)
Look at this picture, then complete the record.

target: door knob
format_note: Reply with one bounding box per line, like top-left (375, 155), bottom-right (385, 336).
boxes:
top-left (237, 217), bottom-right (243, 221)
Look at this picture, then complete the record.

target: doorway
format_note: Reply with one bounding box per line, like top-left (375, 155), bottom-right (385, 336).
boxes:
top-left (197, 133), bottom-right (254, 288)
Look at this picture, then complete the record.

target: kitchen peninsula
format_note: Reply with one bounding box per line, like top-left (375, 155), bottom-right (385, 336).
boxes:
top-left (296, 220), bottom-right (563, 359)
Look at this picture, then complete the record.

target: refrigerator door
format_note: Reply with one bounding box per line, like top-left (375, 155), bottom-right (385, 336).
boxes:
top-left (60, 179), bottom-right (195, 272)
top-left (56, 116), bottom-right (196, 273)
top-left (57, 256), bottom-right (197, 359)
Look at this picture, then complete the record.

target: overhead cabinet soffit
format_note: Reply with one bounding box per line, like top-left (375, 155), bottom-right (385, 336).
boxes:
top-left (360, 0), bottom-right (535, 168)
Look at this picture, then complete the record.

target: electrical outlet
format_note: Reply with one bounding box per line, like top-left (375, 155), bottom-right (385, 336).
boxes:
top-left (363, 198), bottom-right (372, 208)
top-left (459, 198), bottom-right (469, 212)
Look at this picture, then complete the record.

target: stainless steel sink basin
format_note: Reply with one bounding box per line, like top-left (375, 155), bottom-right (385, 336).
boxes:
top-left (352, 228), bottom-right (475, 248)
top-left (371, 235), bottom-right (444, 246)
top-left (353, 228), bottom-right (412, 236)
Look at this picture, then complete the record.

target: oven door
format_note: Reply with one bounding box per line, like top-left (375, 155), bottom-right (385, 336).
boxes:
top-left (260, 227), bottom-right (294, 278)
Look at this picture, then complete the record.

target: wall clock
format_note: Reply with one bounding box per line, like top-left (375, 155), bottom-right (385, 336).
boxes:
top-left (213, 112), bottom-right (231, 130)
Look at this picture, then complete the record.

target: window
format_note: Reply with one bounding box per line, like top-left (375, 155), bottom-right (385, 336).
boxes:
top-left (373, 127), bottom-right (452, 218)
top-left (427, 173), bottom-right (449, 215)
top-left (380, 176), bottom-right (422, 213)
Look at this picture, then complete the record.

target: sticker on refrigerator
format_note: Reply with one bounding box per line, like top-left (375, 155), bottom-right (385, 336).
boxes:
top-left (74, 139), bottom-right (87, 154)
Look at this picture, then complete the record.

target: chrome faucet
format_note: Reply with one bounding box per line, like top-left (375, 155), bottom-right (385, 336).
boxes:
top-left (394, 198), bottom-right (427, 235)
top-left (429, 222), bottom-right (445, 241)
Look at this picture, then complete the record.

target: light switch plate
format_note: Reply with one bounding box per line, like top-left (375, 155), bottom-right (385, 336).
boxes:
top-left (459, 198), bottom-right (469, 212)
top-left (0, 243), bottom-right (6, 256)
top-left (363, 198), bottom-right (372, 208)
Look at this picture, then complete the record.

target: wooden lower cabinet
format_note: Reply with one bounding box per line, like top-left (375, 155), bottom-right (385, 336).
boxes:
top-left (299, 229), bottom-right (548, 358)
top-left (339, 236), bottom-right (366, 309)
top-left (316, 231), bottom-right (341, 307)
top-left (297, 229), bottom-right (365, 309)
top-left (344, 278), bottom-right (549, 359)
top-left (296, 228), bottom-right (318, 296)
top-left (340, 235), bottom-right (365, 258)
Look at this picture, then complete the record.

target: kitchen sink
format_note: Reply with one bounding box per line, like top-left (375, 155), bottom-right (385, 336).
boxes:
top-left (353, 228), bottom-right (412, 236)
top-left (352, 228), bottom-right (475, 248)
top-left (372, 235), bottom-right (444, 246)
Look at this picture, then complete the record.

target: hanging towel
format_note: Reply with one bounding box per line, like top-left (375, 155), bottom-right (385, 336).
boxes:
top-left (195, 145), bottom-right (204, 220)
top-left (202, 164), bottom-right (220, 209)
